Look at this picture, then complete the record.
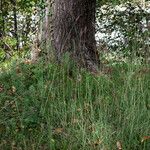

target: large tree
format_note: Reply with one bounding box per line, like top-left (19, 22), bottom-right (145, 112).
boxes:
top-left (51, 0), bottom-right (100, 73)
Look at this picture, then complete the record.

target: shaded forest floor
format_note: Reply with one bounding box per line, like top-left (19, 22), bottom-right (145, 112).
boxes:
top-left (0, 59), bottom-right (150, 150)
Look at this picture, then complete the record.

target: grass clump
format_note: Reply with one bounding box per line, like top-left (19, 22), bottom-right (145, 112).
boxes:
top-left (0, 60), bottom-right (150, 150)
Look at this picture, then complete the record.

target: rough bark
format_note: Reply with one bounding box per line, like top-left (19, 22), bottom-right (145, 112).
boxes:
top-left (51, 0), bottom-right (100, 72)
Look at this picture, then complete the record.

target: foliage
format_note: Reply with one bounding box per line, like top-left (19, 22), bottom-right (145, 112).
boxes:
top-left (96, 2), bottom-right (150, 61)
top-left (0, 0), bottom-right (46, 60)
top-left (97, 0), bottom-right (133, 6)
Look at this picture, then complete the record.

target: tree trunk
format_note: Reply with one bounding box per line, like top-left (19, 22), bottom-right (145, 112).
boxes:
top-left (36, 0), bottom-right (54, 61)
top-left (0, 0), bottom-right (5, 37)
top-left (11, 0), bottom-right (19, 51)
top-left (51, 0), bottom-right (100, 72)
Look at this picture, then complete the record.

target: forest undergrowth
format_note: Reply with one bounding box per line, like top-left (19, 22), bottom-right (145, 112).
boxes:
top-left (0, 58), bottom-right (150, 150)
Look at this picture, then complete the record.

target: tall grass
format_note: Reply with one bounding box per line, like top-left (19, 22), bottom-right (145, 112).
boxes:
top-left (0, 59), bottom-right (150, 150)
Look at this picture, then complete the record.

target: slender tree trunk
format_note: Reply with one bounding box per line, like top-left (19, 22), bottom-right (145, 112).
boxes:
top-left (44, 0), bottom-right (53, 60)
top-left (51, 0), bottom-right (100, 72)
top-left (0, 0), bottom-right (5, 37)
top-left (11, 0), bottom-right (19, 50)
top-left (36, 0), bottom-right (54, 61)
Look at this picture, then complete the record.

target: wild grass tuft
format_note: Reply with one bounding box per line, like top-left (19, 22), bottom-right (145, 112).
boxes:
top-left (0, 60), bottom-right (150, 150)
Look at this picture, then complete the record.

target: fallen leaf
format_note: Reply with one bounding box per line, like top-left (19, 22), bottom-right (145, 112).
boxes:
top-left (116, 141), bottom-right (122, 150)
top-left (71, 118), bottom-right (79, 124)
top-left (16, 66), bottom-right (21, 74)
top-left (141, 136), bottom-right (150, 143)
top-left (24, 59), bottom-right (32, 65)
top-left (84, 103), bottom-right (90, 112)
top-left (53, 128), bottom-right (64, 134)
top-left (77, 108), bottom-right (81, 112)
top-left (88, 124), bottom-right (95, 132)
top-left (0, 84), bottom-right (4, 93)
top-left (89, 139), bottom-right (102, 147)
top-left (77, 74), bottom-right (82, 82)
top-left (12, 86), bottom-right (16, 93)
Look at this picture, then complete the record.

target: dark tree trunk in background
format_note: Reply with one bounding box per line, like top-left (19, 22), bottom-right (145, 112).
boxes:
top-left (0, 0), bottom-right (6, 38)
top-left (11, 0), bottom-right (19, 51)
top-left (51, 0), bottom-right (100, 72)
